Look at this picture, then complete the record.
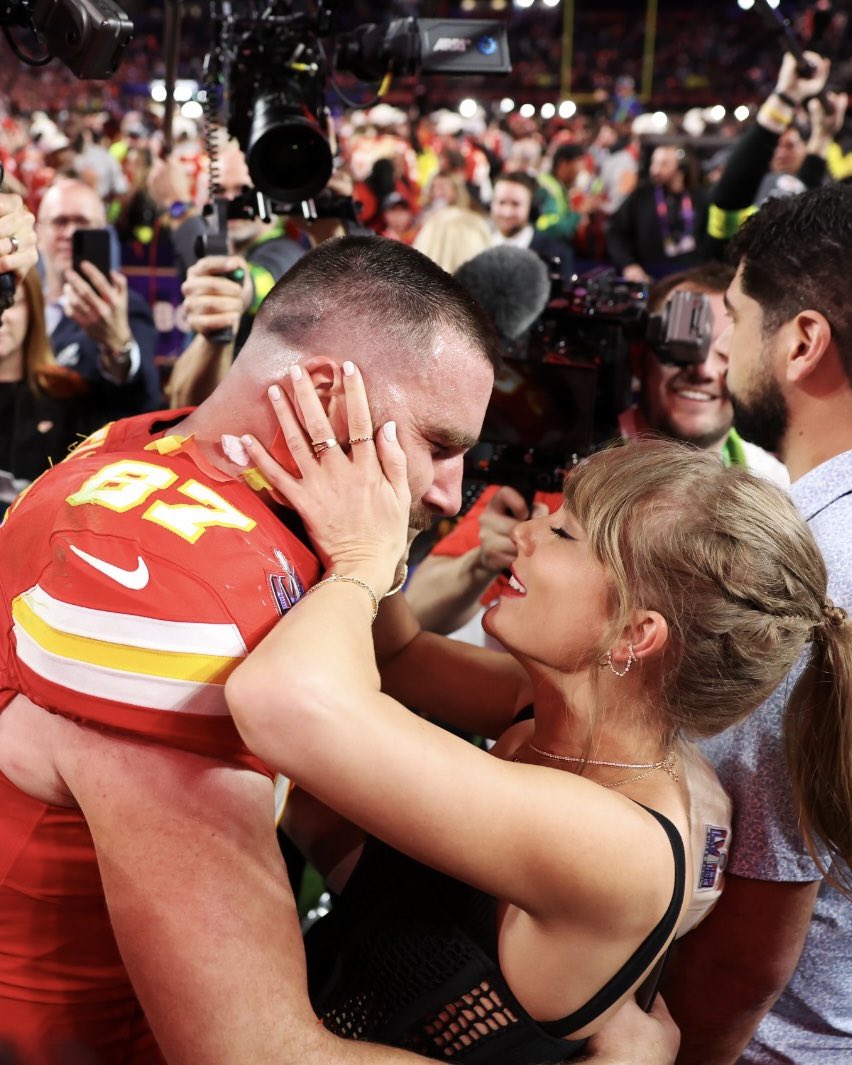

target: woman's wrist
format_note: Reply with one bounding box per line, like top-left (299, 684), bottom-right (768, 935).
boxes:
top-left (324, 561), bottom-right (397, 601)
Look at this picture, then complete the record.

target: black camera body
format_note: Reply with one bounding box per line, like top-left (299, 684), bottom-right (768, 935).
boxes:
top-left (0, 0), bottom-right (132, 79)
top-left (204, 1), bottom-right (510, 208)
top-left (463, 271), bottom-right (713, 508)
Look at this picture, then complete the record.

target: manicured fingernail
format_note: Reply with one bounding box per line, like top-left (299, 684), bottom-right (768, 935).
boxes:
top-left (383, 421), bottom-right (397, 441)
top-left (241, 434), bottom-right (254, 448)
top-left (290, 364), bottom-right (303, 381)
top-left (269, 384), bottom-right (282, 401)
top-left (343, 360), bottom-right (355, 377)
top-left (221, 434), bottom-right (250, 467)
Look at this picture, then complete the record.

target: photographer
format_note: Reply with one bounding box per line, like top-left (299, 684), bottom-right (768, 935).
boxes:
top-left (707, 50), bottom-right (847, 253)
top-left (405, 261), bottom-right (786, 638)
top-left (165, 142), bottom-right (307, 408)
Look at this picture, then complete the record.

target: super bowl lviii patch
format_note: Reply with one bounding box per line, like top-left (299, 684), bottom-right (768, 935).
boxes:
top-left (698, 824), bottom-right (730, 891)
top-left (269, 550), bottom-right (305, 615)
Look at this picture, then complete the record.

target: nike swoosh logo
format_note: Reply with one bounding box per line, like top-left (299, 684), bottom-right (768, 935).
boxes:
top-left (69, 545), bottom-right (150, 590)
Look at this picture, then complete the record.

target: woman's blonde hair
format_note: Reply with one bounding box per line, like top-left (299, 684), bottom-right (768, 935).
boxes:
top-left (564, 439), bottom-right (852, 885)
top-left (412, 207), bottom-right (492, 275)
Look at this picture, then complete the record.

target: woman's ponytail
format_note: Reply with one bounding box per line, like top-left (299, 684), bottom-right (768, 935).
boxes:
top-left (784, 603), bottom-right (852, 894)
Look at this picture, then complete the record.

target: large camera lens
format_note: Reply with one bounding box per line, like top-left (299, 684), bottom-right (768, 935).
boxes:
top-left (246, 91), bottom-right (333, 203)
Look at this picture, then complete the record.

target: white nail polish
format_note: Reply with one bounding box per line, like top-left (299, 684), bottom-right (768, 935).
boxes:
top-left (221, 434), bottom-right (250, 467)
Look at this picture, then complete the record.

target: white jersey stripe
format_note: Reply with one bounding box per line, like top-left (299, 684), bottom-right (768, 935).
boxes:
top-left (14, 622), bottom-right (232, 716)
top-left (21, 584), bottom-right (249, 657)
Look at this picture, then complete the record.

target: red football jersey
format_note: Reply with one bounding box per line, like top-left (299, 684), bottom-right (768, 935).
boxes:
top-left (0, 411), bottom-right (321, 1061)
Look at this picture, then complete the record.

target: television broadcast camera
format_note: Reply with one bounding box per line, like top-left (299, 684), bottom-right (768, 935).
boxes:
top-left (0, 0), bottom-right (132, 309)
top-left (0, 0), bottom-right (131, 79)
top-left (201, 1), bottom-right (510, 207)
top-left (462, 270), bottom-right (713, 508)
top-left (194, 1), bottom-right (510, 340)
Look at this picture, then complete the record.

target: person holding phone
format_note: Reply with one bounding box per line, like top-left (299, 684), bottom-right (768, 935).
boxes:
top-left (36, 176), bottom-right (160, 433)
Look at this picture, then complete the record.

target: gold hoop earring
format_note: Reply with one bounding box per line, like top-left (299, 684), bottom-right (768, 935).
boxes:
top-left (606, 642), bottom-right (635, 678)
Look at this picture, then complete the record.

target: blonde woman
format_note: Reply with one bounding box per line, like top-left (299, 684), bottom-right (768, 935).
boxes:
top-left (229, 365), bottom-right (852, 1063)
top-left (413, 205), bottom-right (493, 274)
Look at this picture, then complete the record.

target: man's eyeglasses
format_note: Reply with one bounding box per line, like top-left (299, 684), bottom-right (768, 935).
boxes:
top-left (40, 217), bottom-right (98, 231)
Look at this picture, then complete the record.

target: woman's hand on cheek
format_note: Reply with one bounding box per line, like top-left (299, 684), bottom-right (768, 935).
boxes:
top-left (241, 362), bottom-right (411, 595)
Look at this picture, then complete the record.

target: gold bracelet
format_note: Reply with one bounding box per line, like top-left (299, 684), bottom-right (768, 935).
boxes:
top-left (301, 574), bottom-right (379, 621)
top-left (384, 563), bottom-right (409, 598)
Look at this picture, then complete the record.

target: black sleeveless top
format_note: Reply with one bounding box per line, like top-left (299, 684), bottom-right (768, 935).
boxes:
top-left (306, 807), bottom-right (685, 1064)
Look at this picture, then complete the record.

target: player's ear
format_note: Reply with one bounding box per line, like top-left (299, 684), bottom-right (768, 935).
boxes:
top-left (290, 356), bottom-right (347, 440)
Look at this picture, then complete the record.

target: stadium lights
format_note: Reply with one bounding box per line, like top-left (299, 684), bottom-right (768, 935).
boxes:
top-left (515, 0), bottom-right (535, 8)
top-left (459, 98), bottom-right (479, 119)
top-left (181, 101), bottom-right (204, 120)
top-left (500, 97), bottom-right (515, 113)
top-left (735, 104), bottom-right (751, 121)
top-left (541, 102), bottom-right (556, 119)
top-left (519, 103), bottom-right (536, 118)
top-left (737, 0), bottom-right (755, 8)
top-left (150, 79), bottom-right (198, 104)
top-left (559, 100), bottom-right (577, 119)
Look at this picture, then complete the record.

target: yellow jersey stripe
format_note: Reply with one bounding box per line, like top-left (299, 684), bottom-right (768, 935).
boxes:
top-left (13, 596), bottom-right (241, 684)
top-left (14, 623), bottom-right (232, 715)
top-left (20, 584), bottom-right (248, 657)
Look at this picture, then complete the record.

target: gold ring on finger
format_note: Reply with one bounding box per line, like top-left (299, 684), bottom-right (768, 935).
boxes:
top-left (8, 235), bottom-right (18, 255)
top-left (312, 438), bottom-right (339, 456)
top-left (348, 436), bottom-right (373, 445)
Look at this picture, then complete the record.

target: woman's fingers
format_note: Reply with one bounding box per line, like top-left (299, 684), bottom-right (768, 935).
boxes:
top-left (264, 383), bottom-right (317, 477)
top-left (288, 365), bottom-right (345, 456)
top-left (341, 361), bottom-right (376, 454)
top-left (376, 420), bottom-right (411, 512)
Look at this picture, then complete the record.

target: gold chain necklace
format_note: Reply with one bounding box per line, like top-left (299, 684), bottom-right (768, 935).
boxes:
top-left (513, 745), bottom-right (679, 789)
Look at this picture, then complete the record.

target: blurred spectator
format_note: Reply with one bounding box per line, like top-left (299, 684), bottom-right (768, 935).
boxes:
top-left (0, 268), bottom-right (83, 518)
top-left (74, 124), bottom-right (128, 206)
top-left (611, 75), bottom-right (644, 123)
top-left (117, 148), bottom-right (188, 370)
top-left (379, 191), bottom-right (418, 243)
top-left (37, 177), bottom-right (160, 432)
top-left (707, 51), bottom-right (845, 257)
top-left (489, 170), bottom-right (575, 280)
top-left (593, 120), bottom-right (640, 215)
top-left (352, 156), bottom-right (418, 233)
top-left (535, 142), bottom-right (587, 242)
top-left (607, 145), bottom-right (708, 282)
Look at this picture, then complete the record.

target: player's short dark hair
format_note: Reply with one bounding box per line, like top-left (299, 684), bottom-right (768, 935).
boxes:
top-left (256, 235), bottom-right (501, 370)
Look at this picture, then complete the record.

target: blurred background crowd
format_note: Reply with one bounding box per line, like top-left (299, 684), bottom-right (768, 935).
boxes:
top-left (0, 0), bottom-right (850, 513)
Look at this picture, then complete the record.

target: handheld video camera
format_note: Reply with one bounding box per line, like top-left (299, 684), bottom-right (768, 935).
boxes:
top-left (463, 271), bottom-right (714, 508)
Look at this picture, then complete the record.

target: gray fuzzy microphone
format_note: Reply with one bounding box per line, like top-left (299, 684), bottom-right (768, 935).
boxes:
top-left (454, 245), bottom-right (551, 341)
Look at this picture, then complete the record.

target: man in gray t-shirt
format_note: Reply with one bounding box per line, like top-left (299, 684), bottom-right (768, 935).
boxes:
top-left (663, 181), bottom-right (852, 1062)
